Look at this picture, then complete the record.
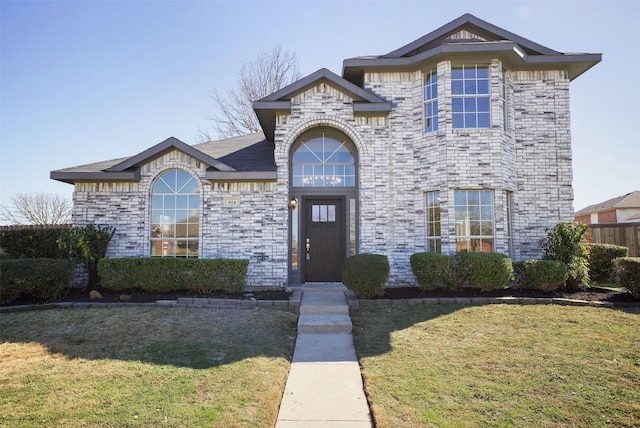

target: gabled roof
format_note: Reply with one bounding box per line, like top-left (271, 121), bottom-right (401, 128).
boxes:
top-left (51, 134), bottom-right (277, 184)
top-left (253, 68), bottom-right (391, 141)
top-left (342, 13), bottom-right (601, 85)
top-left (575, 191), bottom-right (640, 215)
top-left (106, 137), bottom-right (235, 173)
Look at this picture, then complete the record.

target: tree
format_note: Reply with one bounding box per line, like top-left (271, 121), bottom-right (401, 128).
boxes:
top-left (200, 45), bottom-right (301, 141)
top-left (0, 192), bottom-right (71, 225)
top-left (58, 224), bottom-right (116, 288)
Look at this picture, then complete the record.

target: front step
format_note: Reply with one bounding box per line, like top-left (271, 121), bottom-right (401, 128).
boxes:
top-left (298, 313), bottom-right (352, 333)
top-left (300, 292), bottom-right (349, 314)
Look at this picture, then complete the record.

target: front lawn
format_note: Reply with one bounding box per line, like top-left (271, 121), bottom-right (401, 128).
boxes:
top-left (353, 304), bottom-right (640, 427)
top-left (0, 307), bottom-right (297, 427)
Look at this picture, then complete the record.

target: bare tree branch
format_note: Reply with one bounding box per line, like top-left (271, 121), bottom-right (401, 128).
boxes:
top-left (200, 45), bottom-right (301, 141)
top-left (0, 193), bottom-right (72, 225)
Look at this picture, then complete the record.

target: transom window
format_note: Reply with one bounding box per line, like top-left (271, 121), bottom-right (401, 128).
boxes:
top-left (423, 70), bottom-right (438, 133)
top-left (150, 170), bottom-right (200, 258)
top-left (292, 132), bottom-right (355, 187)
top-left (454, 189), bottom-right (494, 253)
top-left (452, 65), bottom-right (490, 129)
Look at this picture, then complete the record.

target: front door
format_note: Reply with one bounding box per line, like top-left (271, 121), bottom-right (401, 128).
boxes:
top-left (303, 198), bottom-right (345, 282)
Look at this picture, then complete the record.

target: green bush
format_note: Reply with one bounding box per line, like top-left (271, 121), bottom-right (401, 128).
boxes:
top-left (540, 221), bottom-right (590, 291)
top-left (98, 258), bottom-right (249, 294)
top-left (587, 243), bottom-right (628, 283)
top-left (0, 228), bottom-right (69, 259)
top-left (0, 258), bottom-right (75, 304)
top-left (410, 252), bottom-right (453, 290)
top-left (513, 260), bottom-right (567, 292)
top-left (613, 257), bottom-right (640, 298)
top-left (342, 254), bottom-right (389, 299)
top-left (465, 252), bottom-right (513, 291)
top-left (58, 224), bottom-right (116, 288)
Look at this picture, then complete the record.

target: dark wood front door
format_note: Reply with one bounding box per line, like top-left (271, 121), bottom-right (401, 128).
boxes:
top-left (303, 198), bottom-right (345, 282)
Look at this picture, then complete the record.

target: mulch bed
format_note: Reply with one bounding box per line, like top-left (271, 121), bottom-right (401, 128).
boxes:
top-left (3, 285), bottom-right (638, 308)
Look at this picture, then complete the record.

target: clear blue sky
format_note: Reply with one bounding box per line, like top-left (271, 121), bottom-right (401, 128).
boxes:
top-left (1, 0), bottom-right (638, 218)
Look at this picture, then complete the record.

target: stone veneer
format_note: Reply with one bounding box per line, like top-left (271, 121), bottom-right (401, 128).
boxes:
top-left (72, 59), bottom-right (575, 287)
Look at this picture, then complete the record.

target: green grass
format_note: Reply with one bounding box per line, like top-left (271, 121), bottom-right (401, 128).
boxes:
top-left (0, 307), bottom-right (297, 427)
top-left (353, 304), bottom-right (640, 427)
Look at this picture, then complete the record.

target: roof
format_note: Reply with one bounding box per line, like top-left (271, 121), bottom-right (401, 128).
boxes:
top-left (50, 133), bottom-right (276, 184)
top-left (575, 191), bottom-right (640, 215)
top-left (342, 13), bottom-right (601, 85)
top-left (253, 68), bottom-right (391, 142)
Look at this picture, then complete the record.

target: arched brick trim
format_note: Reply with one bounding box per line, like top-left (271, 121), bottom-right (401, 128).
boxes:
top-left (277, 116), bottom-right (367, 160)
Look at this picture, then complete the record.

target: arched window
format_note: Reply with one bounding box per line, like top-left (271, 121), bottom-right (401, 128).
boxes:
top-left (150, 170), bottom-right (200, 257)
top-left (291, 131), bottom-right (356, 187)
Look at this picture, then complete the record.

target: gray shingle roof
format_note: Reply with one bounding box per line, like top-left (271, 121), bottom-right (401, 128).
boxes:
top-left (50, 133), bottom-right (275, 184)
top-left (575, 191), bottom-right (640, 215)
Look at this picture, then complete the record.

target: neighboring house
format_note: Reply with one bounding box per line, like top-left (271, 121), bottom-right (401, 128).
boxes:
top-left (575, 191), bottom-right (640, 225)
top-left (51, 14), bottom-right (601, 287)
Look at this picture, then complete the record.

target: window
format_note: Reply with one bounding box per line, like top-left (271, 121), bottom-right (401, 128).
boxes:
top-left (291, 198), bottom-right (299, 270)
top-left (150, 170), bottom-right (200, 258)
top-left (292, 132), bottom-right (355, 187)
top-left (424, 70), bottom-right (438, 133)
top-left (425, 191), bottom-right (441, 253)
top-left (452, 65), bottom-right (490, 129)
top-left (454, 190), bottom-right (494, 252)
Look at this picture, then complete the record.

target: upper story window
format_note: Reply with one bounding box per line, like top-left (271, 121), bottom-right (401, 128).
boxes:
top-left (150, 169), bottom-right (200, 258)
top-left (451, 65), bottom-right (490, 129)
top-left (423, 70), bottom-right (438, 133)
top-left (292, 131), bottom-right (356, 187)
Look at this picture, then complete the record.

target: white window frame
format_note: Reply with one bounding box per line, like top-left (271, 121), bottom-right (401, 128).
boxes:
top-left (451, 64), bottom-right (490, 129)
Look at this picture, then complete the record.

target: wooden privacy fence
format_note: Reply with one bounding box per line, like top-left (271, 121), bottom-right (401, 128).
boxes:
top-left (588, 224), bottom-right (640, 257)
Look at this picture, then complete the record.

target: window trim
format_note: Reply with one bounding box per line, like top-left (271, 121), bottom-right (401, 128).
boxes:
top-left (425, 191), bottom-right (441, 253)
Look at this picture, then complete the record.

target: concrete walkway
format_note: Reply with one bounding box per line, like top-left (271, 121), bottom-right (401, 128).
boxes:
top-left (275, 285), bottom-right (372, 428)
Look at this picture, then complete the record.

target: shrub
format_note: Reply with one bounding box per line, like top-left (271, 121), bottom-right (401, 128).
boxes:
top-left (98, 258), bottom-right (249, 294)
top-left (0, 258), bottom-right (75, 304)
top-left (410, 253), bottom-right (453, 290)
top-left (613, 257), bottom-right (640, 298)
top-left (0, 228), bottom-right (69, 259)
top-left (513, 259), bottom-right (567, 292)
top-left (58, 225), bottom-right (116, 288)
top-left (465, 252), bottom-right (513, 291)
top-left (342, 254), bottom-right (389, 299)
top-left (540, 221), bottom-right (590, 291)
top-left (587, 243), bottom-right (628, 283)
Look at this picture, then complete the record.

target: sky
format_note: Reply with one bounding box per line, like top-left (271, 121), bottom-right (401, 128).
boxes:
top-left (1, 0), bottom-right (638, 221)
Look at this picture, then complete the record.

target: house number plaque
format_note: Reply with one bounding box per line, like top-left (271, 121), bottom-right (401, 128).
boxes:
top-left (223, 197), bottom-right (241, 207)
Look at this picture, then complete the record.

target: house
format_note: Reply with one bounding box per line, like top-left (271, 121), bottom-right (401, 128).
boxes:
top-left (575, 191), bottom-right (640, 225)
top-left (51, 14), bottom-right (601, 287)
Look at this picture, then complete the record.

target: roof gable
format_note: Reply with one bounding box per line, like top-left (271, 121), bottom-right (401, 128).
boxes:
top-left (253, 68), bottom-right (391, 141)
top-left (385, 13), bottom-right (559, 59)
top-left (343, 13), bottom-right (601, 84)
top-left (107, 137), bottom-right (235, 172)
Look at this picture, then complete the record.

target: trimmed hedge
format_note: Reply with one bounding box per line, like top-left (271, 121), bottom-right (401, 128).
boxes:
top-left (410, 252), bottom-right (512, 292)
top-left (0, 228), bottom-right (69, 259)
top-left (0, 258), bottom-right (75, 304)
top-left (98, 258), bottom-right (249, 294)
top-left (513, 259), bottom-right (568, 292)
top-left (587, 243), bottom-right (628, 283)
top-left (410, 252), bottom-right (453, 290)
top-left (613, 257), bottom-right (640, 298)
top-left (465, 252), bottom-right (513, 291)
top-left (342, 254), bottom-right (389, 299)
